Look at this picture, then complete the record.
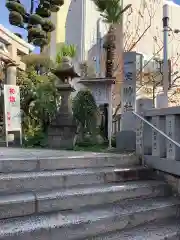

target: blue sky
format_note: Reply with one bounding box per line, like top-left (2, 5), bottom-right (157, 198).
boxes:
top-left (0, 0), bottom-right (38, 52)
top-left (0, 0), bottom-right (27, 37)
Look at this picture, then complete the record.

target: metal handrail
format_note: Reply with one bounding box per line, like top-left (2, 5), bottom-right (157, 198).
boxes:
top-left (133, 111), bottom-right (180, 148)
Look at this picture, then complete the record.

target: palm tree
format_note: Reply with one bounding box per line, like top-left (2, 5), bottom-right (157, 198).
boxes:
top-left (92, 0), bottom-right (131, 77)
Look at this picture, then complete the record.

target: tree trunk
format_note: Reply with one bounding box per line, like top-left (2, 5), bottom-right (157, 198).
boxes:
top-left (104, 25), bottom-right (115, 78)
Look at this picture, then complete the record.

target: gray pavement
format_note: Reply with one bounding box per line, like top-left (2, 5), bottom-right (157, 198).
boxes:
top-left (0, 147), bottom-right (126, 159)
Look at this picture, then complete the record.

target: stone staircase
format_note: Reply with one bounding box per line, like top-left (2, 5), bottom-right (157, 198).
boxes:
top-left (0, 150), bottom-right (180, 239)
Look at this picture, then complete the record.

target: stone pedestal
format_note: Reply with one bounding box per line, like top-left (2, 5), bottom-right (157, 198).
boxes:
top-left (116, 98), bottom-right (153, 153)
top-left (48, 57), bottom-right (79, 149)
top-left (78, 77), bottom-right (114, 147)
top-left (48, 84), bottom-right (77, 149)
top-left (155, 92), bottom-right (169, 108)
top-left (135, 98), bottom-right (153, 155)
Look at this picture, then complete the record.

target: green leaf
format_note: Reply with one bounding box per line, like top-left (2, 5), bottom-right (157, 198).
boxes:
top-left (17, 58), bottom-right (60, 147)
top-left (56, 44), bottom-right (77, 64)
top-left (72, 90), bottom-right (99, 134)
top-left (92, 0), bottom-right (129, 24)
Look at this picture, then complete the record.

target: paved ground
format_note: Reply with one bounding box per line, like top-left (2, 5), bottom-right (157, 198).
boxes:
top-left (0, 147), bottom-right (124, 159)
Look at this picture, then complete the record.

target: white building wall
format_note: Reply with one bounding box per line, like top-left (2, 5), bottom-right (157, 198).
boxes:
top-left (131, 0), bottom-right (180, 70)
top-left (51, 0), bottom-right (180, 70)
top-left (84, 0), bottom-right (107, 59)
top-left (49, 12), bottom-right (57, 59)
top-left (167, 1), bottom-right (180, 78)
top-left (50, 0), bottom-right (180, 104)
top-left (65, 0), bottom-right (84, 62)
top-left (124, 0), bottom-right (162, 56)
top-left (65, 0), bottom-right (107, 62)
top-left (49, 0), bottom-right (71, 60)
top-left (86, 0), bottom-right (180, 78)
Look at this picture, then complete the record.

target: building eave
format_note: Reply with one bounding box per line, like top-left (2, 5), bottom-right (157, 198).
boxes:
top-left (0, 24), bottom-right (34, 52)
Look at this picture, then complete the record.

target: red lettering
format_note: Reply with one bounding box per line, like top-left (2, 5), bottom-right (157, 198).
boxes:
top-left (7, 116), bottom-right (10, 121)
top-left (9, 88), bottom-right (15, 94)
top-left (9, 96), bottom-right (16, 103)
top-left (7, 112), bottom-right (10, 116)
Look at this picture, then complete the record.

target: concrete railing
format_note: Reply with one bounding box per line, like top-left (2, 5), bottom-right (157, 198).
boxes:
top-left (134, 106), bottom-right (180, 176)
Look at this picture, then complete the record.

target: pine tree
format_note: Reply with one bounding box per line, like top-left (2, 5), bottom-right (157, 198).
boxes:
top-left (5, 0), bottom-right (64, 49)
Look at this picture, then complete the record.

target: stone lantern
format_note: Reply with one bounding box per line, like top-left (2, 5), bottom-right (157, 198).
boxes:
top-left (48, 57), bottom-right (79, 149)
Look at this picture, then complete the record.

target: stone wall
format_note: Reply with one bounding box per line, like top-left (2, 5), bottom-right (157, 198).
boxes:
top-left (154, 170), bottom-right (180, 196)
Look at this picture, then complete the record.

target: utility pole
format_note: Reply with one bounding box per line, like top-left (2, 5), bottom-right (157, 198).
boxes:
top-left (160, 3), bottom-right (169, 107)
top-left (163, 3), bottom-right (169, 97)
top-left (156, 3), bottom-right (169, 108)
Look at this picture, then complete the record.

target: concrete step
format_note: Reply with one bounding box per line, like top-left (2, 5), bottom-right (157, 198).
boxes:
top-left (36, 180), bottom-right (170, 214)
top-left (0, 167), bottom-right (152, 194)
top-left (0, 180), bottom-right (170, 220)
top-left (0, 193), bottom-right (35, 220)
top-left (0, 152), bottom-right (138, 173)
top-left (0, 180), bottom-right (168, 219)
top-left (87, 218), bottom-right (180, 239)
top-left (0, 197), bottom-right (179, 239)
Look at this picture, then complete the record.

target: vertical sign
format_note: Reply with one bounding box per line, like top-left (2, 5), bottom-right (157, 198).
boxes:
top-left (121, 52), bottom-right (136, 113)
top-left (136, 119), bottom-right (143, 155)
top-left (4, 85), bottom-right (22, 146)
top-left (121, 52), bottom-right (143, 114)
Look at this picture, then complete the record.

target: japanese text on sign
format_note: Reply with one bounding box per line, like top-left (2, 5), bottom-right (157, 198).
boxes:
top-left (121, 52), bottom-right (137, 114)
top-left (4, 85), bottom-right (21, 131)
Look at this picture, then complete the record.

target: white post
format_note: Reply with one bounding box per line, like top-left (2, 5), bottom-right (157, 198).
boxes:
top-left (163, 4), bottom-right (169, 96)
top-left (156, 3), bottom-right (169, 108)
top-left (80, 0), bottom-right (85, 62)
top-left (108, 84), bottom-right (113, 148)
top-left (96, 18), bottom-right (101, 77)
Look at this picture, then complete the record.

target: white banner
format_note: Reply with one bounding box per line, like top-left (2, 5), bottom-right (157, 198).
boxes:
top-left (4, 85), bottom-right (21, 131)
